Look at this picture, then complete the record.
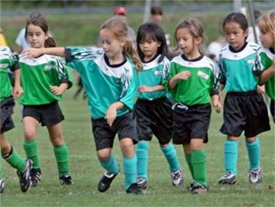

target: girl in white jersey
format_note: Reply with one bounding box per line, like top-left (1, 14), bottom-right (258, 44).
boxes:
top-left (135, 23), bottom-right (183, 190)
top-left (24, 17), bottom-right (143, 194)
top-left (167, 18), bottom-right (221, 194)
top-left (218, 13), bottom-right (270, 186)
top-left (257, 11), bottom-right (275, 122)
top-left (20, 15), bottom-right (73, 187)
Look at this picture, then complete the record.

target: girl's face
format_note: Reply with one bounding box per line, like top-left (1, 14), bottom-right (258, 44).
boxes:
top-left (223, 21), bottom-right (248, 50)
top-left (26, 24), bottom-right (48, 49)
top-left (176, 28), bottom-right (201, 56)
top-left (100, 28), bottom-right (124, 59)
top-left (259, 30), bottom-right (274, 48)
top-left (139, 38), bottom-right (160, 61)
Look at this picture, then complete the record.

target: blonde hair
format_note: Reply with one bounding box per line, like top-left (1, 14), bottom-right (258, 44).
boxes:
top-left (174, 18), bottom-right (205, 54)
top-left (100, 17), bottom-right (142, 71)
top-left (257, 11), bottom-right (275, 37)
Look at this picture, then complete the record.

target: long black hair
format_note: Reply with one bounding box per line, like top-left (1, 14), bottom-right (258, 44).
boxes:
top-left (136, 23), bottom-right (172, 62)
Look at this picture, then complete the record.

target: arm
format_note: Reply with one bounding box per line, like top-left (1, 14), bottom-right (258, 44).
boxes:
top-left (105, 102), bottom-right (124, 126)
top-left (259, 64), bottom-right (275, 85)
top-left (139, 85), bottom-right (165, 93)
top-left (50, 82), bottom-right (68, 95)
top-left (23, 47), bottom-right (66, 58)
top-left (168, 71), bottom-right (191, 90)
top-left (13, 69), bottom-right (24, 98)
top-left (211, 94), bottom-right (222, 113)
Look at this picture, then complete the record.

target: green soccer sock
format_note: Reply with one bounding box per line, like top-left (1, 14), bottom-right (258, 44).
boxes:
top-left (161, 142), bottom-right (180, 172)
top-left (99, 154), bottom-right (119, 174)
top-left (246, 138), bottom-right (260, 170)
top-left (191, 150), bottom-right (207, 187)
top-left (3, 146), bottom-right (26, 173)
top-left (185, 153), bottom-right (194, 179)
top-left (136, 141), bottom-right (149, 179)
top-left (123, 155), bottom-right (137, 190)
top-left (54, 145), bottom-right (70, 177)
top-left (23, 140), bottom-right (40, 169)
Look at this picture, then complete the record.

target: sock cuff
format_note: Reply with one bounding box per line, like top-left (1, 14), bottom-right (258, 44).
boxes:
top-left (246, 138), bottom-right (259, 146)
top-left (161, 142), bottom-right (174, 152)
top-left (137, 141), bottom-right (150, 150)
top-left (2, 146), bottom-right (13, 159)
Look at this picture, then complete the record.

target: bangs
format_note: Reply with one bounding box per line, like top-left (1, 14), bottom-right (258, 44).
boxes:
top-left (139, 31), bottom-right (158, 42)
top-left (257, 12), bottom-right (275, 35)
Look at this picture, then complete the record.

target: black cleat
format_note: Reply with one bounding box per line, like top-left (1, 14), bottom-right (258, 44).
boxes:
top-left (17, 159), bottom-right (32, 192)
top-left (98, 171), bottom-right (119, 192)
top-left (136, 177), bottom-right (148, 190)
top-left (0, 179), bottom-right (4, 195)
top-left (218, 171), bottom-right (237, 185)
top-left (60, 174), bottom-right (73, 185)
top-left (126, 183), bottom-right (143, 195)
top-left (30, 168), bottom-right (41, 187)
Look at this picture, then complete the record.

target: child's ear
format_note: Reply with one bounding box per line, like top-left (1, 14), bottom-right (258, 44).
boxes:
top-left (195, 37), bottom-right (202, 45)
top-left (45, 32), bottom-right (49, 40)
top-left (244, 28), bottom-right (249, 38)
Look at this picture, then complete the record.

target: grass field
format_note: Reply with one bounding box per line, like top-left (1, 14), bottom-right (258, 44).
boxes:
top-left (0, 84), bottom-right (274, 207)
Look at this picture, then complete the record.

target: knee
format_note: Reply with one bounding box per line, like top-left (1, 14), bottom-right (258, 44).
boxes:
top-left (97, 152), bottom-right (111, 162)
top-left (52, 135), bottom-right (64, 146)
top-left (24, 130), bottom-right (36, 141)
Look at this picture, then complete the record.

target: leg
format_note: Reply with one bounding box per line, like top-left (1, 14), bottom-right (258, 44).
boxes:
top-left (161, 142), bottom-right (182, 186)
top-left (136, 141), bottom-right (149, 180)
top-left (246, 136), bottom-right (262, 184)
top-left (219, 136), bottom-right (239, 185)
top-left (183, 143), bottom-right (194, 179)
top-left (47, 123), bottom-right (72, 185)
top-left (120, 138), bottom-right (141, 194)
top-left (97, 148), bottom-right (120, 192)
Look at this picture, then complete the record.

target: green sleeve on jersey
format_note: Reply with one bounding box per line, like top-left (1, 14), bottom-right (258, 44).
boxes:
top-left (210, 61), bottom-right (220, 95)
top-left (163, 61), bottom-right (177, 91)
top-left (118, 67), bottom-right (137, 110)
top-left (56, 57), bottom-right (73, 89)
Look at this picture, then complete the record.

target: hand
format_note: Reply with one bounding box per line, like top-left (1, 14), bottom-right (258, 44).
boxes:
top-left (13, 86), bottom-right (24, 99)
top-left (105, 104), bottom-right (117, 127)
top-left (50, 85), bottom-right (65, 95)
top-left (257, 85), bottom-right (265, 94)
top-left (139, 85), bottom-right (153, 93)
top-left (175, 71), bottom-right (191, 81)
top-left (213, 100), bottom-right (223, 113)
top-left (22, 48), bottom-right (42, 58)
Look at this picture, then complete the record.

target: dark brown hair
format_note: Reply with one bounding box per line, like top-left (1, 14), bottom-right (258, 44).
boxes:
top-left (25, 15), bottom-right (56, 48)
top-left (222, 12), bottom-right (248, 31)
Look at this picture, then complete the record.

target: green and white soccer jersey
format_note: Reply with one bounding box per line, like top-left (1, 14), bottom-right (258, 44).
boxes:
top-left (219, 42), bottom-right (263, 92)
top-left (137, 55), bottom-right (170, 100)
top-left (0, 46), bottom-right (19, 101)
top-left (258, 47), bottom-right (274, 100)
top-left (65, 47), bottom-right (137, 119)
top-left (167, 55), bottom-right (219, 106)
top-left (19, 54), bottom-right (72, 105)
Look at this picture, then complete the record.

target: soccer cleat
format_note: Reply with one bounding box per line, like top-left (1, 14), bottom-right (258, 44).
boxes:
top-left (191, 182), bottom-right (208, 194)
top-left (218, 171), bottom-right (237, 184)
top-left (30, 168), bottom-right (41, 187)
top-left (98, 171), bottom-right (119, 192)
top-left (187, 182), bottom-right (195, 191)
top-left (0, 179), bottom-right (5, 195)
top-left (171, 169), bottom-right (183, 186)
top-left (126, 183), bottom-right (143, 195)
top-left (60, 174), bottom-right (73, 185)
top-left (248, 168), bottom-right (262, 184)
top-left (136, 177), bottom-right (148, 189)
top-left (17, 159), bottom-right (32, 192)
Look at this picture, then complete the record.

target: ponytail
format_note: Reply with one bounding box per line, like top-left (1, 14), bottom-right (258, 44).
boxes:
top-left (123, 40), bottom-right (142, 71)
top-left (45, 37), bottom-right (56, 48)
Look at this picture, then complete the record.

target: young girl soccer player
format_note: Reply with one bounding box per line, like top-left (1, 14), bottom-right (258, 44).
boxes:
top-left (257, 11), bottom-right (275, 122)
top-left (135, 23), bottom-right (183, 189)
top-left (0, 46), bottom-right (32, 194)
top-left (19, 15), bottom-right (73, 186)
top-left (166, 18), bottom-right (222, 194)
top-left (24, 17), bottom-right (143, 194)
top-left (218, 13), bottom-right (270, 185)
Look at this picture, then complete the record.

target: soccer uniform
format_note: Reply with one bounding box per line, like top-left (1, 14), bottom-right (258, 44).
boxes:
top-left (219, 42), bottom-right (270, 137)
top-left (167, 54), bottom-right (219, 144)
top-left (65, 47), bottom-right (138, 150)
top-left (258, 47), bottom-right (275, 122)
top-left (0, 46), bottom-right (18, 133)
top-left (19, 54), bottom-right (72, 126)
top-left (65, 46), bottom-right (138, 191)
top-left (135, 54), bottom-right (181, 185)
top-left (136, 54), bottom-right (173, 144)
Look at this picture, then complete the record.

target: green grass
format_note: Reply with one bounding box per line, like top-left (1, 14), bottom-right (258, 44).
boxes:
top-left (1, 83), bottom-right (274, 206)
top-left (1, 11), bottom-right (227, 51)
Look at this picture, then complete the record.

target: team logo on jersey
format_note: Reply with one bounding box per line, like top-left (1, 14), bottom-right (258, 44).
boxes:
top-left (44, 64), bottom-right (56, 71)
top-left (154, 70), bottom-right (162, 76)
top-left (0, 63), bottom-right (9, 68)
top-left (197, 71), bottom-right (209, 80)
